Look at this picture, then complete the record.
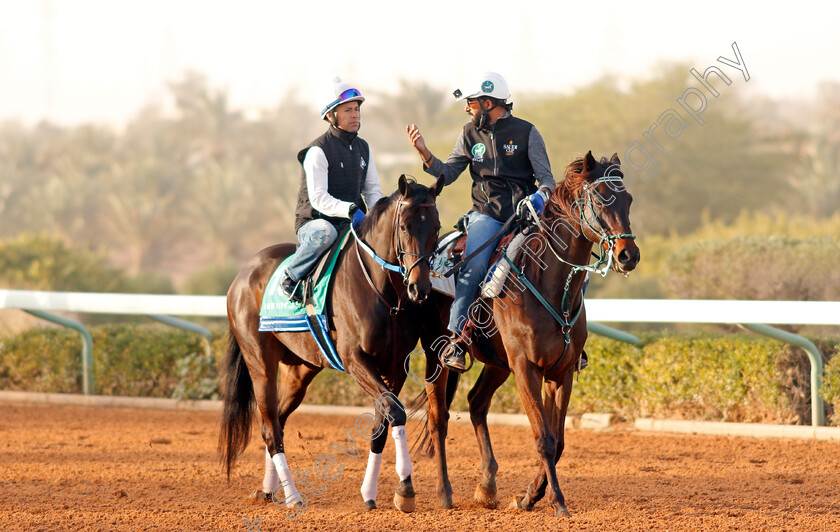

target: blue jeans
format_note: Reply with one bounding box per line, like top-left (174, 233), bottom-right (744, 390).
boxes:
top-left (284, 219), bottom-right (338, 282)
top-left (449, 211), bottom-right (504, 335)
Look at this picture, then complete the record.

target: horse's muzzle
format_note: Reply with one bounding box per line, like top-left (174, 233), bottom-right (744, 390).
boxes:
top-left (407, 282), bottom-right (430, 303)
top-left (615, 245), bottom-right (640, 273)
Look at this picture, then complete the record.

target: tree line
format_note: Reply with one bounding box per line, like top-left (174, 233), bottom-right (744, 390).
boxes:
top-left (1, 67), bottom-right (837, 289)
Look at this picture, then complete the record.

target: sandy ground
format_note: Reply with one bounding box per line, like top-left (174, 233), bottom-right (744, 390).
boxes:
top-left (1, 403), bottom-right (839, 531)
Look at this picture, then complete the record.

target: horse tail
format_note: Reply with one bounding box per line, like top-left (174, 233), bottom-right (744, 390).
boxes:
top-left (410, 371), bottom-right (461, 457)
top-left (218, 330), bottom-right (254, 480)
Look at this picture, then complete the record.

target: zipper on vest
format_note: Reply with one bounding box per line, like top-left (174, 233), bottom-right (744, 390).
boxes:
top-left (507, 181), bottom-right (516, 213)
top-left (490, 132), bottom-right (497, 176)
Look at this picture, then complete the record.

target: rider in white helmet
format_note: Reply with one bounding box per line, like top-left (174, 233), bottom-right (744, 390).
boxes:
top-left (281, 78), bottom-right (384, 301)
top-left (406, 71), bottom-right (555, 372)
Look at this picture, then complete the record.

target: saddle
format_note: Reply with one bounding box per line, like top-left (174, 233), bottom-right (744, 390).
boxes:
top-left (430, 229), bottom-right (522, 299)
top-left (296, 225), bottom-right (351, 304)
top-left (448, 232), bottom-right (517, 269)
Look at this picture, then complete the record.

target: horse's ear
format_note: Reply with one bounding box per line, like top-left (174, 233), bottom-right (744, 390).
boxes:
top-left (434, 174), bottom-right (445, 197)
top-left (398, 174), bottom-right (408, 197)
top-left (583, 151), bottom-right (597, 173)
top-left (610, 152), bottom-right (621, 165)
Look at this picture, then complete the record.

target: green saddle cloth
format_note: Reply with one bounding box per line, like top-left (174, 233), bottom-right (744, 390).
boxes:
top-left (259, 230), bottom-right (351, 329)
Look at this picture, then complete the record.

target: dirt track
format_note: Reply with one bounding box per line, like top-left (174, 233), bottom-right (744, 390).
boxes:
top-left (1, 403), bottom-right (839, 531)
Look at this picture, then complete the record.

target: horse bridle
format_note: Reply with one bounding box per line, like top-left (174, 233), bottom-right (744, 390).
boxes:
top-left (352, 197), bottom-right (437, 314)
top-left (391, 199), bottom-right (438, 283)
top-left (529, 174), bottom-right (636, 278)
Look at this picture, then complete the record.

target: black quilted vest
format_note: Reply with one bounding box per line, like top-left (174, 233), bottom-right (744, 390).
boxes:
top-left (294, 126), bottom-right (370, 233)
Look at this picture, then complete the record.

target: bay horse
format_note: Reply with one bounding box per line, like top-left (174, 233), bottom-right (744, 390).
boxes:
top-left (220, 175), bottom-right (444, 514)
top-left (417, 152), bottom-right (640, 516)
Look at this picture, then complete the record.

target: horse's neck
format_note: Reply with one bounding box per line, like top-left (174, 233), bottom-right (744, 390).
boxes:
top-left (525, 216), bottom-right (594, 304)
top-left (356, 204), bottom-right (398, 287)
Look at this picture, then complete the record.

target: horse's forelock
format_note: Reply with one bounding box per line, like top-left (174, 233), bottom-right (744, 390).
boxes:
top-left (358, 181), bottom-right (435, 236)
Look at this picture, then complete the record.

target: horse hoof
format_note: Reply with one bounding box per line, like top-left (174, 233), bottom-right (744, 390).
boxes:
top-left (440, 500), bottom-right (453, 510)
top-left (364, 499), bottom-right (377, 511)
top-left (556, 505), bottom-right (571, 518)
top-left (508, 495), bottom-right (532, 511)
top-left (473, 485), bottom-right (499, 509)
top-left (247, 490), bottom-right (271, 503)
top-left (394, 492), bottom-right (416, 513)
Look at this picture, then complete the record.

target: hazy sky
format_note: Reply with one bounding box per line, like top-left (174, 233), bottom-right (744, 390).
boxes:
top-left (1, 0), bottom-right (838, 125)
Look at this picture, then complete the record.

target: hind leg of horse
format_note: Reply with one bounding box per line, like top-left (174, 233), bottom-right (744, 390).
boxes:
top-left (517, 370), bottom-right (573, 511)
top-left (343, 350), bottom-right (415, 513)
top-left (509, 360), bottom-right (569, 517)
top-left (258, 360), bottom-right (322, 500)
top-left (242, 338), bottom-right (305, 510)
top-left (468, 364), bottom-right (512, 509)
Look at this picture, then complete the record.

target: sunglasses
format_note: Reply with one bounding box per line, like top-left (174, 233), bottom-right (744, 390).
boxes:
top-left (327, 88), bottom-right (361, 108)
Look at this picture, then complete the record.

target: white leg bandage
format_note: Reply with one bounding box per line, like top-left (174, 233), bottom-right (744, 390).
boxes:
top-left (271, 452), bottom-right (303, 507)
top-left (263, 447), bottom-right (279, 494)
top-left (391, 426), bottom-right (413, 480)
top-left (360, 451), bottom-right (382, 502)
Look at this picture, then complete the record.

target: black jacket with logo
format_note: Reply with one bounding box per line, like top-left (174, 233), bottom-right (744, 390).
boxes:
top-left (294, 127), bottom-right (369, 233)
top-left (460, 115), bottom-right (537, 220)
top-left (425, 113), bottom-right (551, 221)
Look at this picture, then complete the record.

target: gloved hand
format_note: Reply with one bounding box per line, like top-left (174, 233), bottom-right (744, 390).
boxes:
top-left (349, 203), bottom-right (365, 229)
top-left (527, 189), bottom-right (549, 216)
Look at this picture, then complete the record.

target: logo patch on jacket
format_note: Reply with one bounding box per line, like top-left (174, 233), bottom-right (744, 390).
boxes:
top-left (503, 140), bottom-right (518, 156)
top-left (360, 157), bottom-right (366, 169)
top-left (471, 143), bottom-right (486, 162)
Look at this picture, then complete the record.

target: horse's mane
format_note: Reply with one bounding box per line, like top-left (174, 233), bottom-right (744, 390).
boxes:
top-left (543, 155), bottom-right (617, 222)
top-left (358, 177), bottom-right (428, 237)
top-left (543, 156), bottom-right (589, 222)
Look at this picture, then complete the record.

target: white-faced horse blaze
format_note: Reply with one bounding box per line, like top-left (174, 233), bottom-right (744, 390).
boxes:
top-left (416, 152), bottom-right (640, 516)
top-left (219, 175), bottom-right (444, 513)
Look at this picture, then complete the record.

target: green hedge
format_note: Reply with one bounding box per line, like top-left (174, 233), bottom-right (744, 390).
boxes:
top-left (2, 325), bottom-right (838, 426)
top-left (822, 343), bottom-right (840, 413)
top-left (0, 324), bottom-right (216, 398)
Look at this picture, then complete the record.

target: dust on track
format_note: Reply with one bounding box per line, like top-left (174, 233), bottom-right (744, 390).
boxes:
top-left (1, 403), bottom-right (839, 531)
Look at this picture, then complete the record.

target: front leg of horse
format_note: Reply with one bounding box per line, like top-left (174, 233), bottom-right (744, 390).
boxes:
top-left (468, 365), bottom-right (511, 509)
top-left (359, 409), bottom-right (389, 511)
top-left (509, 362), bottom-right (570, 518)
top-left (422, 334), bottom-right (453, 509)
top-left (515, 371), bottom-right (574, 513)
top-left (344, 354), bottom-right (416, 513)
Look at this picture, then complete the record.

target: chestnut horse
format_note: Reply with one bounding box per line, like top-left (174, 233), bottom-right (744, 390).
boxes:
top-left (417, 152), bottom-right (640, 516)
top-left (220, 175), bottom-right (444, 514)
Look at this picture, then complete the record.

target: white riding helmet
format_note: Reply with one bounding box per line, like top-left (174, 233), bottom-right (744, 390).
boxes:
top-left (320, 77), bottom-right (365, 120)
top-left (453, 71), bottom-right (511, 102)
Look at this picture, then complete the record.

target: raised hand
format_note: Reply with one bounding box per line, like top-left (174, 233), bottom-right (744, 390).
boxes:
top-left (406, 123), bottom-right (431, 162)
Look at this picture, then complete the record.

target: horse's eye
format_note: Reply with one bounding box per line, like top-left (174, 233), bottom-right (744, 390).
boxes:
top-left (400, 224), bottom-right (407, 232)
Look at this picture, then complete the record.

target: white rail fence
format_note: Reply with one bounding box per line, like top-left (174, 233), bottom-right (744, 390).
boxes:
top-left (1, 290), bottom-right (839, 425)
